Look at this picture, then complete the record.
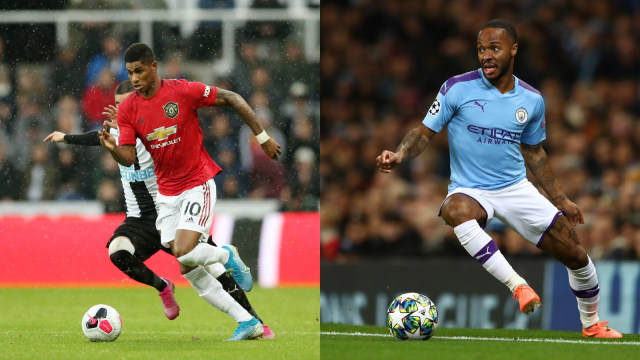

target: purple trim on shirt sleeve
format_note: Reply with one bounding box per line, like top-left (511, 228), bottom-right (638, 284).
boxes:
top-left (537, 211), bottom-right (567, 247)
top-left (473, 240), bottom-right (499, 265)
top-left (571, 284), bottom-right (600, 298)
top-left (518, 79), bottom-right (541, 95)
top-left (440, 70), bottom-right (482, 96)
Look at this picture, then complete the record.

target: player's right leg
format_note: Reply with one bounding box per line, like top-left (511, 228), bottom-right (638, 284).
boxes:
top-left (108, 235), bottom-right (179, 320)
top-left (440, 192), bottom-right (539, 314)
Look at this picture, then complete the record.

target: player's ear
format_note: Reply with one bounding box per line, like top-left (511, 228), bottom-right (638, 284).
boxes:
top-left (511, 43), bottom-right (518, 57)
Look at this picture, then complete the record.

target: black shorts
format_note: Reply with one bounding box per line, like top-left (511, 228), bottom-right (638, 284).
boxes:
top-left (107, 217), bottom-right (172, 261)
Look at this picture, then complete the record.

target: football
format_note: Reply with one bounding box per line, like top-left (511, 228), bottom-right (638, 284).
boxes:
top-left (81, 304), bottom-right (123, 342)
top-left (387, 292), bottom-right (438, 340)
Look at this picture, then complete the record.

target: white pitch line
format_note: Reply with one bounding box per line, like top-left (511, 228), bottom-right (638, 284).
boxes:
top-left (321, 332), bottom-right (640, 346)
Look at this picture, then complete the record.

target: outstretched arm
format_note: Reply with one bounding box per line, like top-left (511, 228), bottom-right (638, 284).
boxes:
top-left (214, 88), bottom-right (281, 160)
top-left (376, 125), bottom-right (436, 173)
top-left (99, 121), bottom-right (135, 166)
top-left (521, 143), bottom-right (583, 226)
top-left (43, 131), bottom-right (101, 146)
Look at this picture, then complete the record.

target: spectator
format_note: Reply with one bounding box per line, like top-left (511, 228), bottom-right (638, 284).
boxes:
top-left (281, 146), bottom-right (319, 211)
top-left (0, 142), bottom-right (22, 201)
top-left (85, 35), bottom-right (128, 87)
top-left (238, 106), bottom-right (286, 198)
top-left (81, 68), bottom-right (117, 130)
top-left (50, 46), bottom-right (84, 101)
top-left (23, 144), bottom-right (58, 201)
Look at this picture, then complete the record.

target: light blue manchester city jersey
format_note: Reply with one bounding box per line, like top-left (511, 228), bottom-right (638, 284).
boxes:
top-left (423, 69), bottom-right (546, 192)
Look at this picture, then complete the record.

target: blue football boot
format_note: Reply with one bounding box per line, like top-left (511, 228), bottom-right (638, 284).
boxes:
top-left (222, 245), bottom-right (253, 292)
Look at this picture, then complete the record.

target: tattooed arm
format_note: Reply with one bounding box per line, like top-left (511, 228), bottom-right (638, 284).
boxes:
top-left (521, 143), bottom-right (584, 226)
top-left (376, 125), bottom-right (436, 173)
top-left (214, 87), bottom-right (281, 160)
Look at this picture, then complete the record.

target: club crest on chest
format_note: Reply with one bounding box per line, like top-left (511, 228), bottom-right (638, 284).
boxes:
top-left (163, 102), bottom-right (179, 119)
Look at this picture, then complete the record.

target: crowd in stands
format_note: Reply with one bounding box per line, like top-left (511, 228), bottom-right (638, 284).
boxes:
top-left (320, 0), bottom-right (640, 262)
top-left (0, 0), bottom-right (319, 213)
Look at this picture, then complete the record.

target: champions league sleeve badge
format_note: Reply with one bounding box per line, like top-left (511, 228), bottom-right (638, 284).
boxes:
top-left (429, 99), bottom-right (441, 115)
top-left (515, 107), bottom-right (528, 124)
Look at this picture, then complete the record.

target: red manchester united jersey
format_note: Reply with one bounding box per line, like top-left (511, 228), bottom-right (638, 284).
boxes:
top-left (117, 79), bottom-right (222, 195)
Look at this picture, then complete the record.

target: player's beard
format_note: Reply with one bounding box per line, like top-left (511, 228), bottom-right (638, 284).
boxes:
top-left (484, 61), bottom-right (512, 85)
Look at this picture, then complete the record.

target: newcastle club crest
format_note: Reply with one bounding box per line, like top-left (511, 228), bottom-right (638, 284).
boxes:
top-left (163, 102), bottom-right (179, 119)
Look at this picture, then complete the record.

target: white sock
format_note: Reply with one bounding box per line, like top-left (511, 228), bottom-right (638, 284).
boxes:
top-left (205, 262), bottom-right (226, 278)
top-left (177, 243), bottom-right (230, 267)
top-left (566, 256), bottom-right (599, 328)
top-left (454, 220), bottom-right (527, 292)
top-left (183, 266), bottom-right (252, 322)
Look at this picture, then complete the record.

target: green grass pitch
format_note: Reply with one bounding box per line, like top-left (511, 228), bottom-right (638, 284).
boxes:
top-left (321, 323), bottom-right (640, 360)
top-left (0, 286), bottom-right (319, 360)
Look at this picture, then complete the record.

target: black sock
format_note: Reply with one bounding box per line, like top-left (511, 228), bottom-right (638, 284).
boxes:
top-left (110, 250), bottom-right (167, 292)
top-left (217, 272), bottom-right (262, 323)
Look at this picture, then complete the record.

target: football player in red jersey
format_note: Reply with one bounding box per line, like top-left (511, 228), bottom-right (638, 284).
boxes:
top-left (99, 43), bottom-right (281, 341)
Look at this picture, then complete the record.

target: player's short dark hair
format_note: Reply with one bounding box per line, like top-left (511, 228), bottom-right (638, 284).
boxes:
top-left (480, 19), bottom-right (518, 43)
top-left (115, 80), bottom-right (134, 95)
top-left (124, 43), bottom-right (155, 64)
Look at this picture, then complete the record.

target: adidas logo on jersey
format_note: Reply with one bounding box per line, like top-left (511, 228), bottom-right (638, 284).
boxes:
top-left (186, 217), bottom-right (194, 223)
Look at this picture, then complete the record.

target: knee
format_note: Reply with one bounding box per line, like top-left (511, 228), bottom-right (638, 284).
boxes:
top-left (563, 246), bottom-right (589, 270)
top-left (173, 243), bottom-right (194, 259)
top-left (442, 198), bottom-right (484, 227)
top-left (108, 237), bottom-right (135, 256)
top-left (180, 263), bottom-right (197, 275)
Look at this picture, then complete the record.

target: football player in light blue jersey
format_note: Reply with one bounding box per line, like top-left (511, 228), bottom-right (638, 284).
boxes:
top-left (376, 19), bottom-right (621, 338)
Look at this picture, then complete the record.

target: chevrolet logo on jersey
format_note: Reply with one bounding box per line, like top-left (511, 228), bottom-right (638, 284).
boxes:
top-left (146, 125), bottom-right (177, 141)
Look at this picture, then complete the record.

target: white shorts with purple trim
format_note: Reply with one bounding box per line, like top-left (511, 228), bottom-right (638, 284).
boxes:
top-left (443, 179), bottom-right (563, 247)
top-left (156, 178), bottom-right (217, 247)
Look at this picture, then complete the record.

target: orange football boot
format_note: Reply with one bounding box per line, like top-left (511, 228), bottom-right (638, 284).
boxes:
top-left (582, 321), bottom-right (623, 338)
top-left (512, 285), bottom-right (541, 314)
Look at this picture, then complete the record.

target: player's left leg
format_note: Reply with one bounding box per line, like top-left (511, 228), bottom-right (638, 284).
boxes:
top-left (108, 217), bottom-right (180, 320)
top-left (178, 259), bottom-right (263, 340)
top-left (497, 180), bottom-right (621, 338)
top-left (539, 216), bottom-right (622, 338)
top-left (205, 260), bottom-right (276, 339)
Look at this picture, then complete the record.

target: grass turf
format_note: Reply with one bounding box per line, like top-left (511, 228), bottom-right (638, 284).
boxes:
top-left (321, 323), bottom-right (640, 360)
top-left (0, 286), bottom-right (319, 360)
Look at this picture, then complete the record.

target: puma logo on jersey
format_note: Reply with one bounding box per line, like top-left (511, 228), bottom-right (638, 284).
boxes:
top-left (474, 101), bottom-right (487, 112)
top-left (146, 125), bottom-right (177, 141)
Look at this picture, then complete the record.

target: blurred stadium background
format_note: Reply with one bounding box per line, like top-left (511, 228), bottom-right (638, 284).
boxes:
top-left (0, 1), bottom-right (319, 288)
top-left (320, 0), bottom-right (640, 334)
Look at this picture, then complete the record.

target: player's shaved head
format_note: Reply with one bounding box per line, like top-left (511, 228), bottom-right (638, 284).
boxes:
top-left (124, 43), bottom-right (155, 65)
top-left (480, 19), bottom-right (518, 44)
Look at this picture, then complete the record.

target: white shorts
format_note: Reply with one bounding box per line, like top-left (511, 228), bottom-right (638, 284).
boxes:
top-left (156, 178), bottom-right (217, 247)
top-left (443, 179), bottom-right (563, 247)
